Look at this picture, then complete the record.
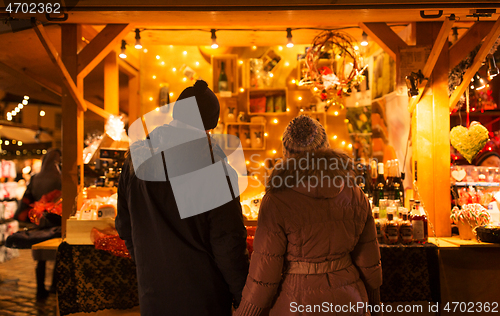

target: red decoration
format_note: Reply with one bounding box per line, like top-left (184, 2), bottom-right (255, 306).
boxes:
top-left (91, 227), bottom-right (131, 258)
top-left (28, 189), bottom-right (62, 225)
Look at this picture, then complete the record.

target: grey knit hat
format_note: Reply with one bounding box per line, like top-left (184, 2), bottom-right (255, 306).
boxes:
top-left (282, 115), bottom-right (330, 157)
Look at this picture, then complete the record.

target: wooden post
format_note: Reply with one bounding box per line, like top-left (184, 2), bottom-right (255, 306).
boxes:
top-left (61, 24), bottom-right (83, 237)
top-left (412, 22), bottom-right (451, 237)
top-left (128, 75), bottom-right (140, 124)
top-left (104, 51), bottom-right (119, 115)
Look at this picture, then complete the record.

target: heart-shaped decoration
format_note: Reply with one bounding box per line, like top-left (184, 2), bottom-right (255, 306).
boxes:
top-left (450, 124), bottom-right (489, 163)
top-left (451, 169), bottom-right (466, 181)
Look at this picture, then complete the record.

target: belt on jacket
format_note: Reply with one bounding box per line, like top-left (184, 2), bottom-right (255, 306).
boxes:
top-left (284, 255), bottom-right (352, 274)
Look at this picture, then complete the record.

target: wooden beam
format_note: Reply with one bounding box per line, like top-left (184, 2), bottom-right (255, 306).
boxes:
top-left (60, 24), bottom-right (83, 239)
top-left (104, 51), bottom-right (119, 115)
top-left (119, 59), bottom-right (139, 78)
top-left (22, 68), bottom-right (62, 96)
top-left (0, 60), bottom-right (61, 102)
top-left (31, 19), bottom-right (87, 111)
top-left (128, 75), bottom-right (140, 124)
top-left (359, 22), bottom-right (408, 60)
top-left (77, 24), bottom-right (131, 79)
top-left (449, 21), bottom-right (495, 70)
top-left (450, 17), bottom-right (500, 110)
top-left (408, 17), bottom-right (455, 113)
top-left (86, 100), bottom-right (111, 119)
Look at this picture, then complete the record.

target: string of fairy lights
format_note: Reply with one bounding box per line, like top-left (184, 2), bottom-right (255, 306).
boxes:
top-left (115, 27), bottom-right (372, 173)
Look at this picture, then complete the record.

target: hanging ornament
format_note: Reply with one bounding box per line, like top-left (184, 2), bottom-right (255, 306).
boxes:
top-left (299, 30), bottom-right (366, 107)
top-left (450, 121), bottom-right (489, 163)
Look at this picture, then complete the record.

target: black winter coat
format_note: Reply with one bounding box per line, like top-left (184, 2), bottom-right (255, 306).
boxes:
top-left (116, 124), bottom-right (249, 316)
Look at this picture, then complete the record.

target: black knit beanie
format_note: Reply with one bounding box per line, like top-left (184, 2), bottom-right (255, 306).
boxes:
top-left (174, 80), bottom-right (220, 130)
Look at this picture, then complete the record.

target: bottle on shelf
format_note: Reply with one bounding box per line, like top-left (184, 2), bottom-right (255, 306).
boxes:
top-left (373, 207), bottom-right (383, 244)
top-left (393, 183), bottom-right (403, 205)
top-left (218, 61), bottom-right (229, 92)
top-left (377, 162), bottom-right (386, 198)
top-left (373, 182), bottom-right (384, 208)
top-left (410, 200), bottom-right (428, 243)
top-left (399, 209), bottom-right (413, 244)
top-left (371, 160), bottom-right (378, 194)
top-left (393, 159), bottom-right (404, 203)
top-left (408, 198), bottom-right (415, 218)
top-left (385, 160), bottom-right (394, 199)
top-left (385, 209), bottom-right (399, 244)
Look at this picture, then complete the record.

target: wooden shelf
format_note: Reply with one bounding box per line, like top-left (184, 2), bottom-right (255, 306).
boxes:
top-left (248, 88), bottom-right (287, 115)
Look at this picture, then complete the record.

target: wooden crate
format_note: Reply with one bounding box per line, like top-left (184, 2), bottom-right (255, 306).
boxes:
top-left (212, 54), bottom-right (239, 94)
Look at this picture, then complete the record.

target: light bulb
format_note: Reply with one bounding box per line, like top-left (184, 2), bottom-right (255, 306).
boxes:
top-left (39, 110), bottom-right (45, 117)
top-left (286, 28), bottom-right (294, 48)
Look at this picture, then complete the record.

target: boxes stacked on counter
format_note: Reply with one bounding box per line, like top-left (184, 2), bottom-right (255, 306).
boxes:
top-left (66, 187), bottom-right (117, 245)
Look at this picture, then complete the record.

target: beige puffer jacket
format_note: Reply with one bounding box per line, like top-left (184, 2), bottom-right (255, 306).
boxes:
top-left (236, 149), bottom-right (382, 316)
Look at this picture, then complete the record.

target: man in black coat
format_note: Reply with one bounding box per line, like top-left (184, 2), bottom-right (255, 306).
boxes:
top-left (116, 80), bottom-right (249, 316)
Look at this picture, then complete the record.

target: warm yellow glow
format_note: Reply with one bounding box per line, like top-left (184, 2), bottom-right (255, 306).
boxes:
top-left (252, 46), bottom-right (257, 50)
top-left (5, 140), bottom-right (9, 145)
top-left (152, 75), bottom-right (156, 79)
top-left (155, 107), bottom-right (160, 111)
top-left (6, 116), bottom-right (11, 121)
top-left (170, 45), bottom-right (173, 48)
top-left (333, 135), bottom-right (338, 140)
top-left (300, 109), bottom-right (304, 112)
top-left (284, 61), bottom-right (290, 67)
top-left (264, 132), bottom-right (268, 137)
top-left (348, 143), bottom-right (352, 148)
top-left (12, 140), bottom-right (16, 144)
top-left (273, 119), bottom-right (278, 124)
top-left (24, 95), bottom-right (29, 100)
top-left (143, 49), bottom-right (148, 53)
top-left (195, 61), bottom-right (200, 66)
top-left (238, 60), bottom-right (244, 65)
top-left (298, 96), bottom-right (302, 101)
top-left (354, 46), bottom-right (359, 50)
top-left (172, 67), bottom-right (177, 72)
top-left (156, 55), bottom-right (160, 59)
top-left (246, 160), bottom-right (250, 165)
top-left (272, 149), bottom-right (277, 154)
top-left (269, 73), bottom-right (274, 77)
top-left (278, 46), bottom-right (283, 51)
top-left (39, 110), bottom-right (45, 117)
top-left (334, 111), bottom-right (339, 116)
top-left (183, 77), bottom-right (187, 82)
top-left (149, 97), bottom-right (153, 101)
top-left (22, 100), bottom-right (28, 105)
top-left (240, 88), bottom-right (245, 93)
top-left (286, 108), bottom-right (290, 112)
top-left (261, 162), bottom-right (265, 166)
top-left (341, 141), bottom-right (346, 145)
top-left (313, 87), bottom-right (318, 91)
top-left (344, 119), bottom-right (349, 123)
top-left (161, 61), bottom-right (165, 65)
top-left (291, 79), bottom-right (296, 84)
top-left (183, 51), bottom-right (187, 55)
top-left (169, 92), bottom-right (174, 97)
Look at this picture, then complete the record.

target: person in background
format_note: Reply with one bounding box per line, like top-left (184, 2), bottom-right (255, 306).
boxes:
top-left (473, 150), bottom-right (500, 168)
top-left (13, 148), bottom-right (62, 300)
top-left (235, 115), bottom-right (382, 316)
top-left (116, 80), bottom-right (249, 316)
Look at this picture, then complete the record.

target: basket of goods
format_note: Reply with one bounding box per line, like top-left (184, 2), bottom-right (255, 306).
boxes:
top-left (475, 225), bottom-right (500, 243)
top-left (451, 203), bottom-right (490, 240)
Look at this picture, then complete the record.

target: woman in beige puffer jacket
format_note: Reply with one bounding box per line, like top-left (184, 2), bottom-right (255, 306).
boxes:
top-left (235, 116), bottom-right (382, 316)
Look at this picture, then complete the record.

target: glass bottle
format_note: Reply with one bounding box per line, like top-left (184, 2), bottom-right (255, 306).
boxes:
top-left (394, 183), bottom-right (403, 205)
top-left (399, 209), bottom-right (413, 244)
top-left (373, 208), bottom-right (383, 244)
top-left (218, 61), bottom-right (228, 92)
top-left (385, 160), bottom-right (394, 199)
top-left (393, 159), bottom-right (404, 203)
top-left (385, 210), bottom-right (399, 244)
top-left (411, 200), bottom-right (428, 243)
top-left (371, 160), bottom-right (378, 193)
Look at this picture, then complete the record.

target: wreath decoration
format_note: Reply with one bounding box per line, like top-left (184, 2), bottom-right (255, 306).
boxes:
top-left (299, 30), bottom-right (367, 108)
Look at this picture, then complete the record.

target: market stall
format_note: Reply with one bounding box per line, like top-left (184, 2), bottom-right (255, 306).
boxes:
top-left (2, 1), bottom-right (500, 314)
